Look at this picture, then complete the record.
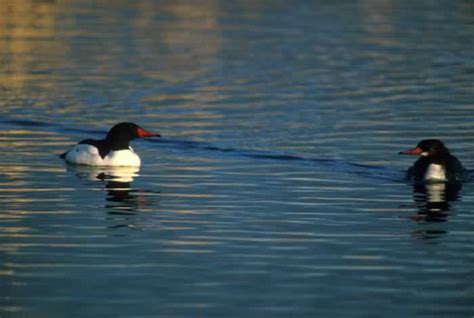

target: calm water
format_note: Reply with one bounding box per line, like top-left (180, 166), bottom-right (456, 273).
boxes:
top-left (1, 0), bottom-right (473, 317)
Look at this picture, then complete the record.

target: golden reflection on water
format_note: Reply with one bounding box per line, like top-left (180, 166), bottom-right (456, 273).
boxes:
top-left (0, 0), bottom-right (231, 142)
top-left (358, 0), bottom-right (396, 37)
top-left (0, 2), bottom-right (471, 316)
top-left (144, 0), bottom-right (222, 78)
top-left (0, 0), bottom-right (59, 92)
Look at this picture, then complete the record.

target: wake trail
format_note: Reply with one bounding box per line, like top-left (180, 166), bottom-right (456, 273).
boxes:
top-left (2, 116), bottom-right (407, 182)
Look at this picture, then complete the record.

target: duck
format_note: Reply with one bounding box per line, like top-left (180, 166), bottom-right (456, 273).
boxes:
top-left (399, 139), bottom-right (466, 182)
top-left (60, 122), bottom-right (160, 166)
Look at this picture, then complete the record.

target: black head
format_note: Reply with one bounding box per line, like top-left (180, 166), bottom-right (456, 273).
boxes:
top-left (106, 122), bottom-right (160, 150)
top-left (399, 139), bottom-right (450, 157)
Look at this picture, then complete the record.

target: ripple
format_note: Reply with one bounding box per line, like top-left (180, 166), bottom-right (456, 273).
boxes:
top-left (0, 1), bottom-right (473, 317)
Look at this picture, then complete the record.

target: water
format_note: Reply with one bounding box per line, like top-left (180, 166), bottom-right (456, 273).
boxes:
top-left (1, 0), bottom-right (473, 317)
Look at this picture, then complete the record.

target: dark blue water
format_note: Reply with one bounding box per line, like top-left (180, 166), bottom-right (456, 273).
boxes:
top-left (1, 1), bottom-right (473, 317)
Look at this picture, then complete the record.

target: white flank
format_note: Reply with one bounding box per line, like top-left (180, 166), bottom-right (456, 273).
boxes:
top-left (64, 144), bottom-right (141, 166)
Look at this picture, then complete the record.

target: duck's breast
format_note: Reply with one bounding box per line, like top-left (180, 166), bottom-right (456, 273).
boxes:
top-left (424, 164), bottom-right (447, 181)
top-left (103, 148), bottom-right (141, 166)
top-left (65, 145), bottom-right (141, 166)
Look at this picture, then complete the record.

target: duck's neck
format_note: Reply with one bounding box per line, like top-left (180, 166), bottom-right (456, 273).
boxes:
top-left (106, 137), bottom-right (131, 151)
top-left (428, 147), bottom-right (451, 164)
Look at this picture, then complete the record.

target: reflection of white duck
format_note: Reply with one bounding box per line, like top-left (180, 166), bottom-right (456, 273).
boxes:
top-left (60, 122), bottom-right (160, 166)
top-left (67, 164), bottom-right (150, 215)
top-left (68, 165), bottom-right (140, 183)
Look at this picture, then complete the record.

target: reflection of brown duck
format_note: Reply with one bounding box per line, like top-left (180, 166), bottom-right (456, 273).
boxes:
top-left (411, 182), bottom-right (462, 223)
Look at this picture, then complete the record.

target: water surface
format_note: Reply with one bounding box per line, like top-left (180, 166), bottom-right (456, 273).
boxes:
top-left (1, 1), bottom-right (473, 317)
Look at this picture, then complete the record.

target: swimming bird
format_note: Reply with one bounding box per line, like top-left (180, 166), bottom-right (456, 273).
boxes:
top-left (60, 122), bottom-right (160, 166)
top-left (399, 139), bottom-right (466, 182)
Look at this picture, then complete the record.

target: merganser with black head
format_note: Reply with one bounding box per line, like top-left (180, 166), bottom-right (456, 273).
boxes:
top-left (60, 122), bottom-right (160, 166)
top-left (399, 139), bottom-right (466, 182)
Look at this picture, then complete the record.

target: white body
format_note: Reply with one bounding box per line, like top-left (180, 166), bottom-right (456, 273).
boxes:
top-left (424, 164), bottom-right (447, 181)
top-left (64, 144), bottom-right (141, 166)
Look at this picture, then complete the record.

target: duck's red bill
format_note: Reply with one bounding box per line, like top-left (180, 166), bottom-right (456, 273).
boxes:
top-left (399, 147), bottom-right (422, 155)
top-left (137, 128), bottom-right (160, 138)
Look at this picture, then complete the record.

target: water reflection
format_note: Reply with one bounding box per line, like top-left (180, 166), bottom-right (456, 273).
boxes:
top-left (412, 182), bottom-right (461, 222)
top-left (410, 182), bottom-right (462, 239)
top-left (0, 0), bottom-right (472, 316)
top-left (67, 165), bottom-right (157, 217)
